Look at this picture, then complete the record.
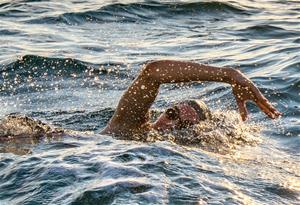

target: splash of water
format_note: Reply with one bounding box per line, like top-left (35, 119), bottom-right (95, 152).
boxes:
top-left (0, 114), bottom-right (63, 140)
top-left (122, 110), bottom-right (262, 153)
top-left (0, 110), bottom-right (261, 154)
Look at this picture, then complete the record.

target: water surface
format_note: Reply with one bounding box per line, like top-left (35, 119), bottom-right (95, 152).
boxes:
top-left (0, 0), bottom-right (299, 204)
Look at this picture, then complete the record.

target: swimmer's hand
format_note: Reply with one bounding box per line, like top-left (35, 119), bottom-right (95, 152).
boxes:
top-left (231, 71), bottom-right (281, 121)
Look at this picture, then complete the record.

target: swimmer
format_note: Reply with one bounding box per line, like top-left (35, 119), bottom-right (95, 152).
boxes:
top-left (101, 60), bottom-right (281, 137)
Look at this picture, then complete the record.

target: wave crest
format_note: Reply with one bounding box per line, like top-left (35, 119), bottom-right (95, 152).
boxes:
top-left (0, 55), bottom-right (130, 95)
top-left (235, 25), bottom-right (299, 39)
top-left (25, 1), bottom-right (249, 25)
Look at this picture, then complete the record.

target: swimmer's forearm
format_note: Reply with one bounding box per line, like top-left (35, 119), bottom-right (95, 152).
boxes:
top-left (143, 60), bottom-right (239, 85)
top-left (142, 60), bottom-right (281, 120)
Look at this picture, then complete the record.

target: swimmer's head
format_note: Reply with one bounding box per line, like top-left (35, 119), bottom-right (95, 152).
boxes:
top-left (152, 99), bottom-right (212, 131)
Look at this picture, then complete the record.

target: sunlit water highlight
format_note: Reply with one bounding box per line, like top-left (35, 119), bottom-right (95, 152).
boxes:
top-left (0, 0), bottom-right (299, 204)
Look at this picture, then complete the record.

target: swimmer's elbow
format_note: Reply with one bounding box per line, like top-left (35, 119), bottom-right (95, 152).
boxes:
top-left (141, 60), bottom-right (164, 82)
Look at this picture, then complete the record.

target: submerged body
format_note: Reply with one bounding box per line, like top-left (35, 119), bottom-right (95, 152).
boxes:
top-left (0, 114), bottom-right (63, 140)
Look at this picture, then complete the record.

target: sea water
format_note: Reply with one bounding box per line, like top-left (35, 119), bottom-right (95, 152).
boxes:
top-left (0, 1), bottom-right (299, 204)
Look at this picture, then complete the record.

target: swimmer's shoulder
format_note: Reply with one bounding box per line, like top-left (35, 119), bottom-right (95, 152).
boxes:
top-left (100, 121), bottom-right (151, 137)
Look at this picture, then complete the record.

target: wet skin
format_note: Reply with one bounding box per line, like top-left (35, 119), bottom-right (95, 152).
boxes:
top-left (101, 60), bottom-right (281, 136)
top-left (151, 103), bottom-right (200, 131)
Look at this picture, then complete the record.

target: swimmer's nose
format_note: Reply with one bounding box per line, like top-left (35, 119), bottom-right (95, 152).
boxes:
top-left (152, 113), bottom-right (177, 131)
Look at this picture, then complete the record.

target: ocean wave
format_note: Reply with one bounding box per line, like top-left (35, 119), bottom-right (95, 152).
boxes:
top-left (72, 180), bottom-right (152, 205)
top-left (0, 55), bottom-right (130, 95)
top-left (0, 8), bottom-right (26, 18)
top-left (1, 55), bottom-right (129, 78)
top-left (24, 1), bottom-right (250, 25)
top-left (276, 78), bottom-right (300, 103)
top-left (257, 76), bottom-right (300, 94)
top-left (2, 55), bottom-right (92, 78)
top-left (234, 25), bottom-right (300, 39)
top-left (0, 0), bottom-right (44, 9)
top-left (0, 28), bottom-right (20, 35)
top-left (49, 108), bottom-right (114, 131)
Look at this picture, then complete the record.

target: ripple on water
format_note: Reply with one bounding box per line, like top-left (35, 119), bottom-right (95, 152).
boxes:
top-left (0, 158), bottom-right (14, 171)
top-left (22, 1), bottom-right (250, 25)
top-left (71, 179), bottom-right (153, 205)
top-left (0, 0), bottom-right (300, 204)
top-left (42, 141), bottom-right (82, 150)
top-left (265, 184), bottom-right (300, 200)
top-left (234, 25), bottom-right (300, 39)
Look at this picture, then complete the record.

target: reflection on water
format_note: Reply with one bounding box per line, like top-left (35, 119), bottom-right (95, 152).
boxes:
top-left (0, 0), bottom-right (300, 204)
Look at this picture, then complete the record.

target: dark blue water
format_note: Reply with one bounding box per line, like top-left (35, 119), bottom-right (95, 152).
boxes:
top-left (0, 0), bottom-right (299, 204)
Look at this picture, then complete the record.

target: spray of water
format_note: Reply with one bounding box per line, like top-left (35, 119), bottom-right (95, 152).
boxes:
top-left (124, 110), bottom-right (262, 153)
top-left (0, 110), bottom-right (262, 154)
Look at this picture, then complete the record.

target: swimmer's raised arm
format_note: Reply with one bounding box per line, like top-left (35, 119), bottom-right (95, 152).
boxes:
top-left (102, 60), bottom-right (281, 134)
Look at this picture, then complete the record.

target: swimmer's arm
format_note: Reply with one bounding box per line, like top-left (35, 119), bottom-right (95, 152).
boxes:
top-left (146, 60), bottom-right (281, 120)
top-left (105, 60), bottom-right (280, 132)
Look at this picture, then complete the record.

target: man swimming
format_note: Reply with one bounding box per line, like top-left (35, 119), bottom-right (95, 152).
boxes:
top-left (0, 60), bottom-right (281, 140)
top-left (101, 60), bottom-right (281, 137)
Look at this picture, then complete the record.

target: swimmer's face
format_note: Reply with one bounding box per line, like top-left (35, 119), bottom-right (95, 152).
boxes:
top-left (153, 103), bottom-right (200, 131)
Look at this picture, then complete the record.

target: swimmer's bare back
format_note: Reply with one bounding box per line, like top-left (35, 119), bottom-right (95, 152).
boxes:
top-left (101, 60), bottom-right (281, 136)
top-left (0, 114), bottom-right (64, 140)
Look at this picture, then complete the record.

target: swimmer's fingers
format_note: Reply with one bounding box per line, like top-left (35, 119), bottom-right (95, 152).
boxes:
top-left (253, 86), bottom-right (282, 119)
top-left (249, 84), bottom-right (281, 119)
top-left (257, 97), bottom-right (282, 119)
top-left (236, 98), bottom-right (248, 121)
